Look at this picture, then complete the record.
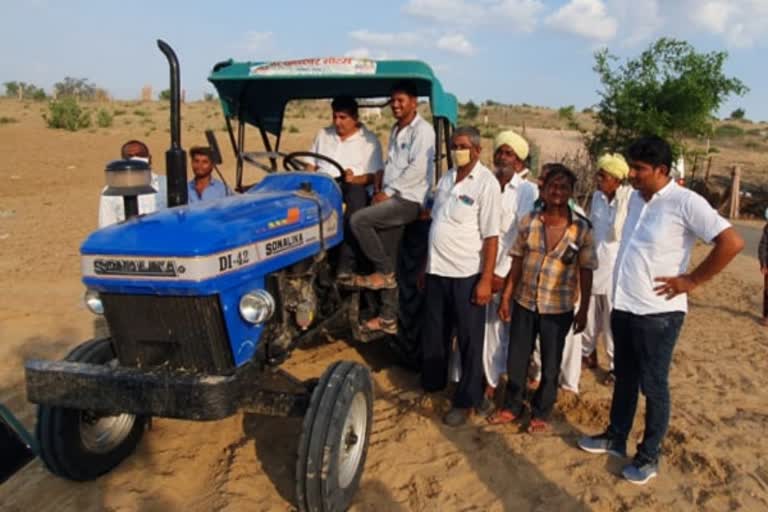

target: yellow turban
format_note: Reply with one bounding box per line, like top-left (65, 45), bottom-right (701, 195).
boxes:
top-left (493, 130), bottom-right (529, 161)
top-left (597, 153), bottom-right (629, 180)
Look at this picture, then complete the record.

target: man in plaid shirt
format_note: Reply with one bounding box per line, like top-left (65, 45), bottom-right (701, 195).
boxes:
top-left (488, 164), bottom-right (597, 433)
top-left (759, 211), bottom-right (768, 326)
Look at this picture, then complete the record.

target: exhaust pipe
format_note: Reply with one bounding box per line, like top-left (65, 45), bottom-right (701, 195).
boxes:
top-left (157, 40), bottom-right (188, 207)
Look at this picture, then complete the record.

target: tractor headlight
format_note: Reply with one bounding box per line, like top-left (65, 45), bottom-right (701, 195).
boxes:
top-left (239, 290), bottom-right (275, 324)
top-left (84, 289), bottom-right (104, 315)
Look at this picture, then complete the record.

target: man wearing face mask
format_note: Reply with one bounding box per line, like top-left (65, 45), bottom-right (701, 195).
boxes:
top-left (421, 126), bottom-right (501, 427)
top-left (482, 131), bottom-right (539, 398)
top-left (97, 140), bottom-right (168, 228)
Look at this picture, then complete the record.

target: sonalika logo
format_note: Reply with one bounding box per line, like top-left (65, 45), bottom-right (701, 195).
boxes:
top-left (265, 233), bottom-right (304, 257)
top-left (93, 258), bottom-right (184, 277)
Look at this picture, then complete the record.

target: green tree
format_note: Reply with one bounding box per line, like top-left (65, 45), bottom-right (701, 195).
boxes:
top-left (729, 108), bottom-right (745, 120)
top-left (463, 100), bottom-right (479, 120)
top-left (159, 89), bottom-right (171, 101)
top-left (4, 81), bottom-right (46, 100)
top-left (54, 77), bottom-right (96, 100)
top-left (588, 38), bottom-right (748, 157)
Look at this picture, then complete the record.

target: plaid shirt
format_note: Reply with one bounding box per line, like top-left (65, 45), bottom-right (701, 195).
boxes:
top-left (511, 211), bottom-right (598, 314)
top-left (760, 223), bottom-right (768, 268)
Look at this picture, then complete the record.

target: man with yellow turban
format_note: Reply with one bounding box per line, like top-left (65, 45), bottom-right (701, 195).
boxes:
top-left (482, 130), bottom-right (539, 399)
top-left (581, 153), bottom-right (632, 380)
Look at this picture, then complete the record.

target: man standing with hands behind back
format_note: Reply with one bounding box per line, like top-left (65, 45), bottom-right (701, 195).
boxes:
top-left (421, 126), bottom-right (501, 427)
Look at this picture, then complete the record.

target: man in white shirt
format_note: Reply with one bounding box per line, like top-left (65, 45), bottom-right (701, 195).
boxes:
top-left (350, 81), bottom-right (435, 332)
top-left (578, 136), bottom-right (743, 485)
top-left (97, 140), bottom-right (167, 228)
top-left (483, 130), bottom-right (538, 394)
top-left (421, 126), bottom-right (501, 427)
top-left (581, 153), bottom-right (632, 380)
top-left (307, 97), bottom-right (383, 279)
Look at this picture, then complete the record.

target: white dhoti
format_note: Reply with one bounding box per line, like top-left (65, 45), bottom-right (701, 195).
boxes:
top-left (581, 293), bottom-right (614, 370)
top-left (482, 293), bottom-right (510, 388)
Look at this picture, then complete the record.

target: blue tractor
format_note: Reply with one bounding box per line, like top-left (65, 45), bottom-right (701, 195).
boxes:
top-left (23, 41), bottom-right (457, 511)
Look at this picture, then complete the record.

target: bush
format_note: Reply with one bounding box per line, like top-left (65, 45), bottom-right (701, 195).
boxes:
top-left (730, 108), bottom-right (746, 120)
top-left (0, 116), bottom-right (18, 125)
top-left (714, 124), bottom-right (744, 138)
top-left (113, 109), bottom-right (126, 116)
top-left (44, 97), bottom-right (91, 131)
top-left (133, 109), bottom-right (148, 117)
top-left (96, 108), bottom-right (113, 128)
top-left (558, 105), bottom-right (576, 119)
top-left (203, 92), bottom-right (215, 102)
top-left (288, 125), bottom-right (300, 133)
top-left (159, 89), bottom-right (171, 101)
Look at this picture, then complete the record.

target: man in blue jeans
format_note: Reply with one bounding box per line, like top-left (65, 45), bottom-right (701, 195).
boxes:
top-left (578, 136), bottom-right (744, 484)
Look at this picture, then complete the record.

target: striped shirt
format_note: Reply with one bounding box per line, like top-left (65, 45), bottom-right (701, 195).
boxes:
top-left (511, 211), bottom-right (597, 314)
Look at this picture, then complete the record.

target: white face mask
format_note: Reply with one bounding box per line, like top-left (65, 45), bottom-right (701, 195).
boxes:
top-left (452, 149), bottom-right (472, 167)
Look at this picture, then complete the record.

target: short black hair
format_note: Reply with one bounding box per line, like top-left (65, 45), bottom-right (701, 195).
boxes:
top-left (190, 146), bottom-right (214, 159)
top-left (542, 163), bottom-right (577, 189)
top-left (390, 80), bottom-right (419, 98)
top-left (626, 135), bottom-right (673, 171)
top-left (331, 96), bottom-right (359, 118)
top-left (120, 140), bottom-right (149, 159)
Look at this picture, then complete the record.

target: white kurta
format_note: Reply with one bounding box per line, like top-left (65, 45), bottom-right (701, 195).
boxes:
top-left (482, 170), bottom-right (538, 387)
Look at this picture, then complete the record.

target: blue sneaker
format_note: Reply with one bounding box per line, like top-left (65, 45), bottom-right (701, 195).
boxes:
top-left (577, 432), bottom-right (627, 457)
top-left (622, 457), bottom-right (659, 485)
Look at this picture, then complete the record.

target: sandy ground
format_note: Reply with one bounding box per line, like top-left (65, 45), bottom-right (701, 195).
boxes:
top-left (1, 99), bottom-right (767, 511)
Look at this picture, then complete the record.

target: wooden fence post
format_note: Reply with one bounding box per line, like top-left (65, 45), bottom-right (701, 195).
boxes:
top-left (728, 165), bottom-right (741, 219)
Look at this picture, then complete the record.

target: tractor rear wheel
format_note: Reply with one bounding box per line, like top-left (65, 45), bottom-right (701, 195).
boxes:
top-left (296, 361), bottom-right (373, 512)
top-left (392, 220), bottom-right (430, 370)
top-left (36, 338), bottom-right (147, 481)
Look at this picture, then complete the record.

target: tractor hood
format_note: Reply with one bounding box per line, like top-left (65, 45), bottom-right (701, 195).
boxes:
top-left (80, 173), bottom-right (342, 292)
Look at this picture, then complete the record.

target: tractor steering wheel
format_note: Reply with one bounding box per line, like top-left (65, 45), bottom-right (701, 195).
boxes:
top-left (283, 151), bottom-right (346, 180)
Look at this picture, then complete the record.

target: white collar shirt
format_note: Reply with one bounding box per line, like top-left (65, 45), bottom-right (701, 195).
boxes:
top-left (426, 161), bottom-right (502, 278)
top-left (613, 180), bottom-right (731, 314)
top-left (97, 173), bottom-right (167, 228)
top-left (309, 125), bottom-right (383, 179)
top-left (494, 169), bottom-right (539, 278)
top-left (382, 113), bottom-right (435, 205)
top-left (590, 189), bottom-right (622, 295)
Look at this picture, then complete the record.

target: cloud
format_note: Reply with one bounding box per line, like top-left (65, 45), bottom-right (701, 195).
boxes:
top-left (608, 0), bottom-right (663, 46)
top-left (344, 47), bottom-right (372, 59)
top-left (546, 0), bottom-right (618, 42)
top-left (689, 0), bottom-right (768, 48)
top-left (241, 31), bottom-right (274, 55)
top-left (347, 28), bottom-right (476, 58)
top-left (436, 34), bottom-right (476, 56)
top-left (349, 29), bottom-right (424, 47)
top-left (403, 0), bottom-right (544, 32)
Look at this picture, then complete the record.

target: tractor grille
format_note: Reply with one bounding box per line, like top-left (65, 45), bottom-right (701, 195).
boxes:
top-left (101, 294), bottom-right (234, 374)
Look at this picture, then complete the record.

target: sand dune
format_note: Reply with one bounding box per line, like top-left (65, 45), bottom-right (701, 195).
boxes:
top-left (1, 100), bottom-right (766, 510)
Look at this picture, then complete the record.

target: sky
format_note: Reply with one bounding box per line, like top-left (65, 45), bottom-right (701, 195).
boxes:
top-left (2, 0), bottom-right (767, 120)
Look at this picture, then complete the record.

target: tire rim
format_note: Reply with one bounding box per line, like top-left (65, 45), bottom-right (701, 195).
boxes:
top-left (338, 391), bottom-right (367, 489)
top-left (79, 410), bottom-right (136, 454)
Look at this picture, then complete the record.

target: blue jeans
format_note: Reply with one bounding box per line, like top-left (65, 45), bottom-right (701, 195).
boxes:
top-left (608, 309), bottom-right (685, 462)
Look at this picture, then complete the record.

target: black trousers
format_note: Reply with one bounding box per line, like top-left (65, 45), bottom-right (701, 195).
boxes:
top-left (421, 273), bottom-right (485, 409)
top-left (337, 183), bottom-right (369, 274)
top-left (503, 302), bottom-right (574, 419)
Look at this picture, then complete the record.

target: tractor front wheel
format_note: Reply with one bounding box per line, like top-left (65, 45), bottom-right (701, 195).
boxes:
top-left (296, 361), bottom-right (373, 512)
top-left (35, 338), bottom-right (147, 481)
